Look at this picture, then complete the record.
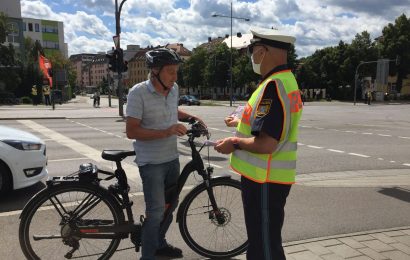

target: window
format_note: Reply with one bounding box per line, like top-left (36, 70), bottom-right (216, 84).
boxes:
top-left (6, 22), bottom-right (19, 43)
top-left (23, 22), bottom-right (26, 31)
top-left (35, 23), bottom-right (40, 32)
top-left (28, 23), bottom-right (33, 31)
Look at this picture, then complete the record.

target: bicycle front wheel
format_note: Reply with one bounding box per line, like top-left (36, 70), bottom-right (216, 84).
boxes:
top-left (178, 178), bottom-right (248, 258)
top-left (19, 183), bottom-right (124, 260)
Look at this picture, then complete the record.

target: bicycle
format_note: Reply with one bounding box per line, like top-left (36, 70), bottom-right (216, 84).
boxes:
top-left (19, 120), bottom-right (248, 259)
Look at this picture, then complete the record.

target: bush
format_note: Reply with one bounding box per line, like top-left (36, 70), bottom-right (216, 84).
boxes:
top-left (399, 94), bottom-right (410, 100)
top-left (20, 96), bottom-right (32, 104)
top-left (0, 91), bottom-right (18, 105)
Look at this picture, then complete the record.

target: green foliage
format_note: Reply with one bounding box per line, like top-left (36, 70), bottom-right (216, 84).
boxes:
top-left (0, 12), bottom-right (9, 44)
top-left (296, 14), bottom-right (409, 100)
top-left (20, 96), bottom-right (32, 104)
top-left (379, 14), bottom-right (410, 92)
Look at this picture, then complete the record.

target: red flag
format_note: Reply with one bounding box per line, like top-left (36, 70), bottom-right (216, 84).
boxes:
top-left (39, 54), bottom-right (53, 88)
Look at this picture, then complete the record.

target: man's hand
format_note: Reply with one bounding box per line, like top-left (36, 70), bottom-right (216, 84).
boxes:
top-left (214, 137), bottom-right (236, 154)
top-left (167, 123), bottom-right (187, 136)
top-left (224, 116), bottom-right (240, 127)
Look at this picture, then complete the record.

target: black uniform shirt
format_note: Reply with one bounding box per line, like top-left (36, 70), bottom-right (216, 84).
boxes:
top-left (251, 64), bottom-right (289, 141)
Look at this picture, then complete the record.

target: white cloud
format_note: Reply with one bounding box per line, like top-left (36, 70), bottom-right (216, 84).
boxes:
top-left (21, 0), bottom-right (410, 57)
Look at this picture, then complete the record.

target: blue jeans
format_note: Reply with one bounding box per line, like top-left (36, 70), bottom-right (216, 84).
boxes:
top-left (138, 159), bottom-right (180, 260)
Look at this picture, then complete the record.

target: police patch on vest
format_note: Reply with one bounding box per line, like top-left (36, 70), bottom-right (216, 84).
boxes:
top-left (256, 99), bottom-right (272, 117)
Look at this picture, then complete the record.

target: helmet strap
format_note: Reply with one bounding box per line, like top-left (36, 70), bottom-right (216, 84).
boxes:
top-left (153, 67), bottom-right (170, 91)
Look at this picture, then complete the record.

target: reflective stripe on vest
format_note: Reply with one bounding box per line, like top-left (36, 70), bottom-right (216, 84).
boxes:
top-left (230, 70), bottom-right (303, 184)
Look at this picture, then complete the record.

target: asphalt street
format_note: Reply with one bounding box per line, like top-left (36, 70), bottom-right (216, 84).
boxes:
top-left (0, 99), bottom-right (409, 259)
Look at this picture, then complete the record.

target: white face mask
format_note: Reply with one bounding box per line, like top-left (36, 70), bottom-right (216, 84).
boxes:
top-left (251, 51), bottom-right (265, 75)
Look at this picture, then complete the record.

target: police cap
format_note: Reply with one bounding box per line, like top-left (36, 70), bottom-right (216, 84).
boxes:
top-left (249, 27), bottom-right (295, 50)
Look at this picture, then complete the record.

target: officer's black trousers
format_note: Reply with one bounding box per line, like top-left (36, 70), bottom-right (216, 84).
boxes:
top-left (241, 176), bottom-right (291, 260)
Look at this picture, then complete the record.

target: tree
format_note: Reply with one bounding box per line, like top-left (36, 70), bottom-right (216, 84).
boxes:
top-left (0, 12), bottom-right (9, 44)
top-left (379, 14), bottom-right (410, 93)
top-left (182, 47), bottom-right (207, 95)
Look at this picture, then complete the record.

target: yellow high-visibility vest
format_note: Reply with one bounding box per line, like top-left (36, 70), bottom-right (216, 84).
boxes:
top-left (230, 69), bottom-right (303, 184)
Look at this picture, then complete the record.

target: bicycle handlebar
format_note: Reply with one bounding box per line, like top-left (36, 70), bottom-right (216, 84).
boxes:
top-left (186, 120), bottom-right (209, 138)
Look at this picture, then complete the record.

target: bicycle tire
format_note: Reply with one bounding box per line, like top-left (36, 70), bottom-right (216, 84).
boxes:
top-left (178, 178), bottom-right (248, 258)
top-left (19, 183), bottom-right (124, 260)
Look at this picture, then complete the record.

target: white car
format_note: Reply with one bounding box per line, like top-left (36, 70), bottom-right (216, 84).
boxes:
top-left (0, 125), bottom-right (48, 194)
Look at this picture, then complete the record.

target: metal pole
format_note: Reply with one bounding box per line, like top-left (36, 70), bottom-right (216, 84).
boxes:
top-left (229, 1), bottom-right (233, 107)
top-left (115, 0), bottom-right (127, 117)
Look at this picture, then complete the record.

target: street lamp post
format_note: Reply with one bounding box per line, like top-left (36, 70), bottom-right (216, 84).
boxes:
top-left (212, 1), bottom-right (249, 106)
top-left (115, 0), bottom-right (127, 116)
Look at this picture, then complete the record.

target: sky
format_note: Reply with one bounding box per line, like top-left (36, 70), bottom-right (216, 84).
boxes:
top-left (20, 0), bottom-right (410, 57)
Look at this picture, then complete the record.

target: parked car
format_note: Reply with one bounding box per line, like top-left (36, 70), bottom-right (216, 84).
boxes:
top-left (178, 95), bottom-right (201, 106)
top-left (0, 125), bottom-right (48, 194)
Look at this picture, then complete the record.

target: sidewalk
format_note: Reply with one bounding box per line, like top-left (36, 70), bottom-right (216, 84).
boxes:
top-left (235, 227), bottom-right (410, 260)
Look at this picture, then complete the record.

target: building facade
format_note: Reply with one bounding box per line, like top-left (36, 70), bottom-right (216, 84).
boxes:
top-left (22, 18), bottom-right (68, 58)
top-left (1, 0), bottom-right (67, 58)
top-left (69, 53), bottom-right (97, 89)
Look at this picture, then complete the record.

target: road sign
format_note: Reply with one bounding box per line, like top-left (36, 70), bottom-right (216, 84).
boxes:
top-left (113, 35), bottom-right (120, 49)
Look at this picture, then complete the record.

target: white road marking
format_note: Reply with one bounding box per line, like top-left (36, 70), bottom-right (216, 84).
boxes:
top-left (403, 163), bottom-right (410, 167)
top-left (344, 130), bottom-right (357, 133)
top-left (208, 127), bottom-right (235, 133)
top-left (298, 143), bottom-right (305, 146)
top-left (49, 157), bottom-right (88, 162)
top-left (327, 149), bottom-right (345, 153)
top-left (390, 161), bottom-right (396, 163)
top-left (362, 133), bottom-right (373, 135)
top-left (378, 158), bottom-right (384, 161)
top-left (399, 136), bottom-right (410, 139)
top-left (378, 134), bottom-right (392, 137)
top-left (307, 145), bottom-right (323, 149)
top-left (348, 153), bottom-right (370, 158)
top-left (209, 163), bottom-right (223, 169)
top-left (17, 120), bottom-right (141, 186)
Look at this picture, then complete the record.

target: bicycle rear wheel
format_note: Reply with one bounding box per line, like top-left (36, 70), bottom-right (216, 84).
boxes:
top-left (19, 183), bottom-right (124, 260)
top-left (178, 178), bottom-right (248, 258)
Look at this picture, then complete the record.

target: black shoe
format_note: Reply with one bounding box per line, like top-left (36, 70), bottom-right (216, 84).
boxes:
top-left (155, 243), bottom-right (183, 258)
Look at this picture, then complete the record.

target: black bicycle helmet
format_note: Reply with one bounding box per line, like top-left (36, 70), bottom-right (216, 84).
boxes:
top-left (145, 48), bottom-right (183, 68)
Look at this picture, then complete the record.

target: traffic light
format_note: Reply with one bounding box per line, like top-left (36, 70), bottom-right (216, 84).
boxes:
top-left (106, 48), bottom-right (128, 73)
top-left (122, 60), bottom-right (128, 72)
top-left (106, 49), bottom-right (118, 72)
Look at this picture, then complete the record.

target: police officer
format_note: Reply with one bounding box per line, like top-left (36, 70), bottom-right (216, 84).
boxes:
top-left (43, 81), bottom-right (51, 106)
top-left (215, 27), bottom-right (303, 260)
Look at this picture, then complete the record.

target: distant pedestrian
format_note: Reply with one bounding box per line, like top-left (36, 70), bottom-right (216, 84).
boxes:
top-left (31, 85), bottom-right (38, 105)
top-left (300, 89), bottom-right (305, 105)
top-left (93, 89), bottom-right (100, 107)
top-left (43, 83), bottom-right (51, 106)
top-left (366, 90), bottom-right (372, 105)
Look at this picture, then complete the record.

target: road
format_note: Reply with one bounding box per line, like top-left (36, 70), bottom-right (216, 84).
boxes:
top-left (0, 102), bottom-right (409, 259)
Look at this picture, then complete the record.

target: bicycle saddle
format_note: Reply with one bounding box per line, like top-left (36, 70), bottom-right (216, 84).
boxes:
top-left (102, 150), bottom-right (136, 161)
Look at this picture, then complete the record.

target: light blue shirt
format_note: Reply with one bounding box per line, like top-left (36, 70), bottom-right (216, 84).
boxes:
top-left (126, 79), bottom-right (179, 166)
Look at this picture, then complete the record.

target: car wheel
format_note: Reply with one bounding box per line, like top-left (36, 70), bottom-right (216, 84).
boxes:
top-left (188, 102), bottom-right (191, 106)
top-left (0, 162), bottom-right (12, 194)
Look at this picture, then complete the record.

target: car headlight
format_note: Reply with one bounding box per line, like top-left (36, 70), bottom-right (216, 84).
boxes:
top-left (1, 140), bottom-right (42, 150)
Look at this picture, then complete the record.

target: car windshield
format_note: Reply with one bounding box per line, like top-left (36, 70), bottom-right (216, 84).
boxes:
top-left (187, 95), bottom-right (197, 100)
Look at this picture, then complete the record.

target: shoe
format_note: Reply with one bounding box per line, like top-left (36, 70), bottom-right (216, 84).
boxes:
top-left (155, 243), bottom-right (183, 258)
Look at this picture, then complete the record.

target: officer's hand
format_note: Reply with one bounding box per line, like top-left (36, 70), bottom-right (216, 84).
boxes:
top-left (167, 123), bottom-right (187, 137)
top-left (224, 116), bottom-right (239, 127)
top-left (214, 138), bottom-right (235, 154)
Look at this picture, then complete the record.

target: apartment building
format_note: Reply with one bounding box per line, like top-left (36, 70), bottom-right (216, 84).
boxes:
top-left (23, 18), bottom-right (68, 57)
top-left (69, 53), bottom-right (97, 88)
top-left (0, 0), bottom-right (67, 57)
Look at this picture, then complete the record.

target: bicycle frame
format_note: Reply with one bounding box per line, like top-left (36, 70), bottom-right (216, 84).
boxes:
top-left (20, 122), bottom-right (233, 251)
